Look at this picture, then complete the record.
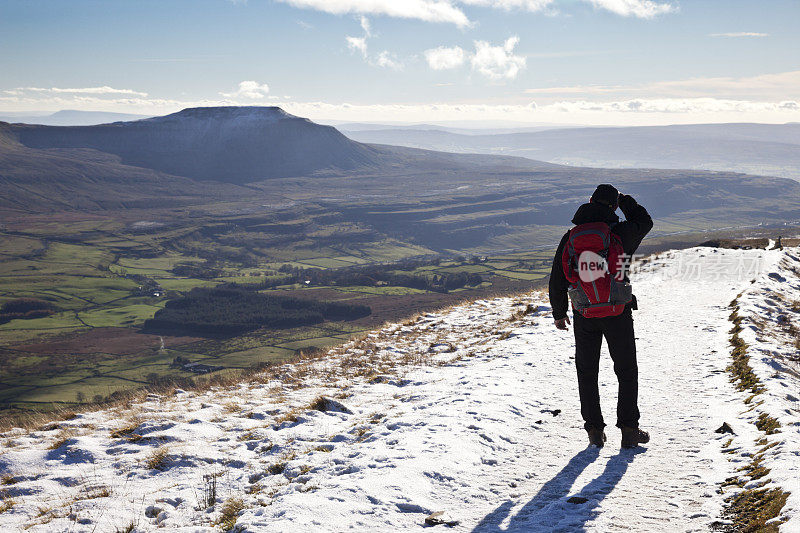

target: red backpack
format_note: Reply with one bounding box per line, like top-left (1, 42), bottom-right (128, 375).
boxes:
top-left (561, 222), bottom-right (632, 318)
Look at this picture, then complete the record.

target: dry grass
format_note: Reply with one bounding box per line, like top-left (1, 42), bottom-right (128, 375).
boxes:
top-left (144, 446), bottom-right (170, 470)
top-left (216, 496), bottom-right (245, 530)
top-left (222, 401), bottom-right (242, 414)
top-left (267, 461), bottom-right (288, 476)
top-left (0, 499), bottom-right (14, 513)
top-left (200, 472), bottom-right (219, 509)
top-left (75, 484), bottom-right (112, 500)
top-left (755, 413), bottom-right (781, 435)
top-left (401, 314), bottom-right (421, 327)
top-left (47, 429), bottom-right (76, 450)
top-left (307, 395), bottom-right (352, 413)
top-left (245, 481), bottom-right (264, 495)
top-left (115, 521), bottom-right (136, 533)
top-left (273, 409), bottom-right (300, 426)
top-left (719, 488), bottom-right (789, 532)
top-left (307, 396), bottom-right (330, 412)
top-left (718, 299), bottom-right (790, 531)
top-left (509, 303), bottom-right (538, 322)
top-left (109, 417), bottom-right (142, 441)
top-left (267, 451), bottom-right (297, 476)
top-left (727, 305), bottom-right (765, 395)
top-left (237, 430), bottom-right (260, 442)
top-left (1, 474), bottom-right (18, 486)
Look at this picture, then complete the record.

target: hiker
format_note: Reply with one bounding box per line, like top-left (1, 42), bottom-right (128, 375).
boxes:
top-left (548, 184), bottom-right (653, 448)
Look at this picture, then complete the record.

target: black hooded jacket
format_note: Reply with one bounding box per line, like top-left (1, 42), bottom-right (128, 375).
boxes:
top-left (548, 195), bottom-right (653, 320)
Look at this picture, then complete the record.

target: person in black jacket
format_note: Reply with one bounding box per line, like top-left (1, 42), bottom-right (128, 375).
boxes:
top-left (548, 184), bottom-right (653, 448)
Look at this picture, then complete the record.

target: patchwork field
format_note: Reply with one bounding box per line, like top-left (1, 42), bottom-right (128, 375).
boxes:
top-left (0, 214), bottom-right (552, 420)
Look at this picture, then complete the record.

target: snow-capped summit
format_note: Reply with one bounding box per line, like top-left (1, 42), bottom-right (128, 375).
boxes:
top-left (9, 106), bottom-right (381, 183)
top-left (141, 106), bottom-right (299, 124)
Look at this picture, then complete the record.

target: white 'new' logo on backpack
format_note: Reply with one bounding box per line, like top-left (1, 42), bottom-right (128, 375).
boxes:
top-left (577, 250), bottom-right (607, 283)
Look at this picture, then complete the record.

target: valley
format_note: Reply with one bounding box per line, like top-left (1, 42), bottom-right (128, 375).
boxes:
top-left (2, 107), bottom-right (800, 423)
top-left (0, 210), bottom-right (553, 421)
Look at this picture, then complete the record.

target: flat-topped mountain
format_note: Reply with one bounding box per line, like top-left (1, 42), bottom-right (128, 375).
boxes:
top-left (0, 106), bottom-right (558, 211)
top-left (7, 106), bottom-right (383, 182)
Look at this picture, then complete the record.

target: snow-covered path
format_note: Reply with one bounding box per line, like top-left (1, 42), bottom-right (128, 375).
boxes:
top-left (249, 247), bottom-right (769, 533)
top-left (1, 246), bottom-right (797, 532)
top-left (464, 247), bottom-right (766, 532)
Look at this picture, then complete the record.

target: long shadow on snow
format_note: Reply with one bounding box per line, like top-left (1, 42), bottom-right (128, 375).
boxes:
top-left (472, 446), bottom-right (644, 532)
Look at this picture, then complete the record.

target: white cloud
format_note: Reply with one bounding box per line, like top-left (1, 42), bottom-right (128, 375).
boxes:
top-left (275, 0), bottom-right (471, 27)
top-left (284, 98), bottom-right (800, 126)
top-left (3, 91), bottom-right (799, 126)
top-left (345, 16), bottom-right (401, 69)
top-left (220, 80), bottom-right (270, 99)
top-left (373, 51), bottom-right (403, 69)
top-left (280, 98), bottom-right (800, 125)
top-left (359, 15), bottom-right (371, 35)
top-left (459, 0), bottom-right (554, 11)
top-left (9, 86), bottom-right (148, 97)
top-left (275, 0), bottom-right (675, 24)
top-left (425, 37), bottom-right (525, 79)
top-left (424, 46), bottom-right (467, 70)
top-left (709, 32), bottom-right (769, 38)
top-left (346, 36), bottom-right (368, 57)
top-left (346, 16), bottom-right (371, 58)
top-left (524, 70), bottom-right (800, 100)
top-left (547, 98), bottom-right (800, 114)
top-left (585, 0), bottom-right (675, 18)
top-left (471, 36), bottom-right (525, 80)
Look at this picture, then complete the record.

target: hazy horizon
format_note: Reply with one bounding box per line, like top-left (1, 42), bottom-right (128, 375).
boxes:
top-left (1, 0), bottom-right (798, 126)
top-left (4, 106), bottom-right (800, 130)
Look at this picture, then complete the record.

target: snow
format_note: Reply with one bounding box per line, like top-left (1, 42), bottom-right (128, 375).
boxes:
top-left (1, 246), bottom-right (798, 532)
top-left (143, 106), bottom-right (296, 125)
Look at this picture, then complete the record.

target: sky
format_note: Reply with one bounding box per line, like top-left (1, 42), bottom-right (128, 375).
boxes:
top-left (0, 0), bottom-right (798, 125)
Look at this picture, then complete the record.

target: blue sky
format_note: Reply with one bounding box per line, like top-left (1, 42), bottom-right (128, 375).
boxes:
top-left (1, 0), bottom-right (798, 124)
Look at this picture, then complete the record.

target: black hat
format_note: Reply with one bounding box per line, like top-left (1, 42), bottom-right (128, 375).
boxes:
top-left (591, 184), bottom-right (619, 209)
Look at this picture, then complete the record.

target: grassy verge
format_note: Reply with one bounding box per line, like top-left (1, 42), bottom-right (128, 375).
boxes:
top-left (715, 299), bottom-right (789, 532)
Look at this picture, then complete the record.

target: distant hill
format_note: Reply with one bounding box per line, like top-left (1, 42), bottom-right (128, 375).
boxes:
top-left (327, 122), bottom-right (577, 135)
top-left (2, 107), bottom-right (559, 184)
top-left (342, 122), bottom-right (800, 179)
top-left (0, 106), bottom-right (557, 212)
top-left (6, 107), bottom-right (387, 183)
top-left (1, 106), bottom-right (799, 241)
top-left (0, 122), bottom-right (245, 211)
top-left (0, 110), bottom-right (152, 126)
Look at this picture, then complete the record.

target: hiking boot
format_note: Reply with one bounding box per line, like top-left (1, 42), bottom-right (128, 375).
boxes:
top-left (621, 427), bottom-right (650, 448)
top-left (587, 428), bottom-right (606, 448)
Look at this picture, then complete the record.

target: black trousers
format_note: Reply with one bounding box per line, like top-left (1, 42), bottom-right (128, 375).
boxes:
top-left (573, 308), bottom-right (639, 430)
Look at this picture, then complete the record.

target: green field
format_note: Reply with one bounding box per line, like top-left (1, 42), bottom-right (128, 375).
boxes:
top-left (0, 215), bottom-right (552, 419)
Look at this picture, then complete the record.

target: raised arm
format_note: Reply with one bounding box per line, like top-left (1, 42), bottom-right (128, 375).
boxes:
top-left (615, 194), bottom-right (653, 256)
